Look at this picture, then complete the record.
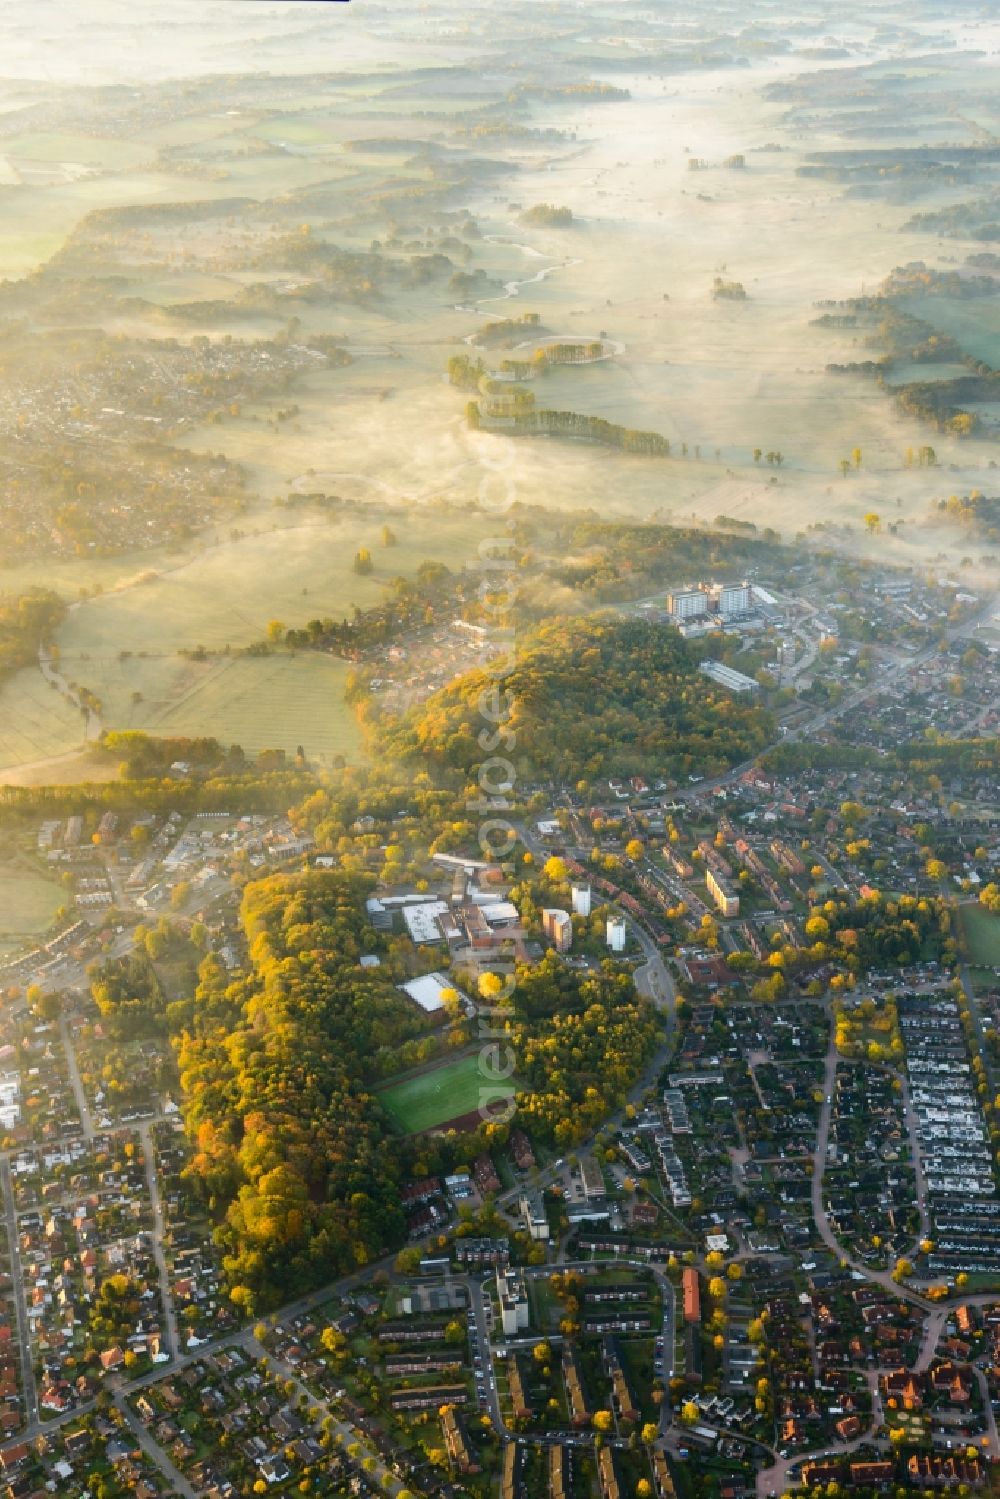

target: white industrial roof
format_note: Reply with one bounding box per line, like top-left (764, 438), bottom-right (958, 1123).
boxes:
top-left (401, 972), bottom-right (467, 1013)
top-left (402, 900), bottom-right (449, 944)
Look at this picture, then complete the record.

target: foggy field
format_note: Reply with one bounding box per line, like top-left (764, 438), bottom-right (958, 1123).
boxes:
top-left (0, 668), bottom-right (87, 769)
top-left (0, 506), bottom-right (492, 776)
top-left (125, 653), bottom-right (365, 763)
top-left (3, 131), bottom-right (151, 171)
top-left (0, 2), bottom-right (996, 1466)
top-left (902, 296), bottom-right (1000, 369)
top-left (57, 508), bottom-right (496, 657)
top-left (0, 649), bottom-right (363, 771)
top-left (0, 0), bottom-right (997, 768)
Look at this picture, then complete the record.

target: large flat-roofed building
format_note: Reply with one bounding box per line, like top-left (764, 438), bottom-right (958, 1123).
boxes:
top-left (699, 660), bottom-right (759, 696)
top-left (581, 1153), bottom-right (606, 1200)
top-left (542, 907), bottom-right (573, 952)
top-left (706, 867), bottom-right (740, 918)
top-left (520, 1189), bottom-right (550, 1242)
top-left (751, 583), bottom-right (784, 620)
top-left (497, 1267), bottom-right (530, 1337)
top-left (399, 972), bottom-right (467, 1015)
top-left (668, 577), bottom-right (775, 637)
top-left (714, 580), bottom-right (752, 616)
top-left (401, 899), bottom-right (449, 943)
top-left (667, 587), bottom-right (709, 620)
top-left (606, 916), bottom-right (627, 952)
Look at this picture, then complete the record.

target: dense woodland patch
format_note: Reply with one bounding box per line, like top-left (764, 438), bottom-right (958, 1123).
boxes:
top-left (384, 615), bottom-right (773, 782)
top-left (104, 867), bottom-right (661, 1310)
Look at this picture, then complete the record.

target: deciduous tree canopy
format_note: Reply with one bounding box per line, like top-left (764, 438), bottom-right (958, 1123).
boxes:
top-left (385, 616), bottom-right (772, 781)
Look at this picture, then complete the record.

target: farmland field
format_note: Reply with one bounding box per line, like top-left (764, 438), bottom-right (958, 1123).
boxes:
top-left (0, 0), bottom-right (994, 587)
top-left (0, 669), bottom-right (87, 769)
top-left (4, 653), bottom-right (361, 770)
top-left (377, 1053), bottom-right (517, 1135)
top-left (0, 504), bottom-right (495, 778)
top-left (128, 654), bottom-right (364, 763)
top-left (4, 131), bottom-right (153, 171)
top-left (58, 507), bottom-right (496, 658)
top-left (0, 0), bottom-right (997, 790)
top-left (960, 903), bottom-right (1000, 968)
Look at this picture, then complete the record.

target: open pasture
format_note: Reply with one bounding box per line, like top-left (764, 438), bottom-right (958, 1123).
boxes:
top-left (128, 653), bottom-right (364, 763)
top-left (0, 668), bottom-right (87, 769)
top-left (58, 507), bottom-right (496, 659)
top-left (0, 505), bottom-right (494, 776)
top-left (901, 295), bottom-right (1000, 370)
top-left (4, 131), bottom-right (151, 171)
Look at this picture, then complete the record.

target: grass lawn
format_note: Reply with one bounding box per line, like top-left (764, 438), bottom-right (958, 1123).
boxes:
top-left (967, 966), bottom-right (998, 997)
top-left (377, 1053), bottom-right (515, 1134)
top-left (0, 864), bottom-right (64, 937)
top-left (960, 902), bottom-right (1000, 967)
top-left (620, 1337), bottom-right (658, 1424)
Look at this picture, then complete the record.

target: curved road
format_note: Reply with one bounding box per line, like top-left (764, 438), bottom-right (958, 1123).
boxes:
top-left (760, 1012), bottom-right (1000, 1495)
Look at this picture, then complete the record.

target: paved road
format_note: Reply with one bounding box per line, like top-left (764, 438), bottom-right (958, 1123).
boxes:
top-left (0, 1212), bottom-right (424, 1454)
top-left (974, 1367), bottom-right (1000, 1457)
top-left (0, 1159), bottom-right (36, 1426)
top-left (959, 963), bottom-right (998, 1098)
top-left (467, 1277), bottom-right (504, 1432)
top-left (756, 1424), bottom-right (879, 1497)
top-left (633, 926), bottom-right (676, 1033)
top-left (7, 602), bottom-right (998, 1491)
top-left (534, 1259), bottom-right (676, 1442)
top-left (774, 594), bottom-right (1000, 752)
top-left (898, 1068), bottom-right (931, 1252)
top-left (661, 592), bottom-right (1000, 811)
top-left (0, 1112), bottom-right (992, 1496)
top-left (60, 1013), bottom-right (94, 1140)
top-left (760, 1005), bottom-right (1000, 1495)
top-left (810, 1028), bottom-right (935, 1314)
top-left (139, 1122), bottom-right (179, 1362)
top-left (118, 1399), bottom-right (198, 1498)
top-left (249, 1335), bottom-right (412, 1497)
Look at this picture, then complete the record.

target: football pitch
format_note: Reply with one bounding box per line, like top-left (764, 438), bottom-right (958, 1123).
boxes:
top-left (377, 1053), bottom-right (517, 1135)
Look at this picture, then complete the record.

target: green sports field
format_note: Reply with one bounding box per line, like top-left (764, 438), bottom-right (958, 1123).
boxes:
top-left (960, 902), bottom-right (1000, 967)
top-left (377, 1053), bottom-right (517, 1134)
